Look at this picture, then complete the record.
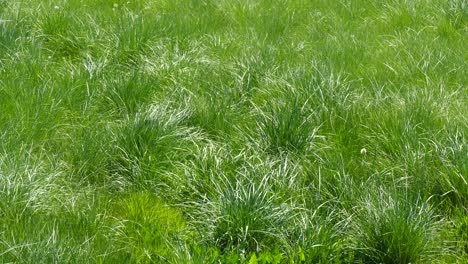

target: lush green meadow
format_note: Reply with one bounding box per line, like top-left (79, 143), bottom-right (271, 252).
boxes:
top-left (0, 0), bottom-right (467, 263)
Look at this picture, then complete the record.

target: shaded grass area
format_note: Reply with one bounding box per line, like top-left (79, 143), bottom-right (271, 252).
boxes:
top-left (0, 0), bottom-right (467, 263)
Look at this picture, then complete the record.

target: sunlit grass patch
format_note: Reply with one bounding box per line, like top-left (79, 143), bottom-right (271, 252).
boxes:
top-left (349, 189), bottom-right (449, 264)
top-left (108, 191), bottom-right (185, 262)
top-left (188, 171), bottom-right (295, 253)
top-left (0, 0), bottom-right (466, 262)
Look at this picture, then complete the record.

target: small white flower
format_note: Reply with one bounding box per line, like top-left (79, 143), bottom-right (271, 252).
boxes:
top-left (54, 5), bottom-right (60, 10)
top-left (113, 3), bottom-right (119, 8)
top-left (360, 148), bottom-right (367, 155)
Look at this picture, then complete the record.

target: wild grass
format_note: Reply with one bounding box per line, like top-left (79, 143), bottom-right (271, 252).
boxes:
top-left (349, 188), bottom-right (447, 264)
top-left (0, 0), bottom-right (466, 263)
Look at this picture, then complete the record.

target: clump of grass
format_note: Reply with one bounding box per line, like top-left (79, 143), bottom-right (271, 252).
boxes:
top-left (259, 98), bottom-right (317, 154)
top-left (108, 104), bottom-right (193, 186)
top-left (111, 10), bottom-right (157, 66)
top-left (101, 70), bottom-right (160, 117)
top-left (349, 189), bottom-right (448, 264)
top-left (186, 170), bottom-right (295, 254)
top-left (166, 142), bottom-right (233, 203)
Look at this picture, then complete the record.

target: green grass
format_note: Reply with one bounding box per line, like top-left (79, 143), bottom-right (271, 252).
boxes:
top-left (1, 0), bottom-right (467, 263)
top-left (349, 188), bottom-right (445, 264)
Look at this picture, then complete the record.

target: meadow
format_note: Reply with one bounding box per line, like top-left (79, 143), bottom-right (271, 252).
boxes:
top-left (0, 0), bottom-right (467, 263)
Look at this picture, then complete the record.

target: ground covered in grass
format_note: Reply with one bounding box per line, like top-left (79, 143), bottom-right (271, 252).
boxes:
top-left (0, 0), bottom-right (467, 263)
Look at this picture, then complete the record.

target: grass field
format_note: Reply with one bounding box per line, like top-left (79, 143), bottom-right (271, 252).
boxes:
top-left (0, 0), bottom-right (467, 263)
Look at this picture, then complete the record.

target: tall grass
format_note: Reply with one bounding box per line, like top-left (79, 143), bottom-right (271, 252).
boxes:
top-left (0, 0), bottom-right (466, 262)
top-left (349, 188), bottom-right (448, 263)
top-left (259, 98), bottom-right (317, 154)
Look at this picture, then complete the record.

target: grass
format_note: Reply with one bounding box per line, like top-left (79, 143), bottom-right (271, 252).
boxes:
top-left (349, 188), bottom-right (445, 264)
top-left (0, 0), bottom-right (467, 263)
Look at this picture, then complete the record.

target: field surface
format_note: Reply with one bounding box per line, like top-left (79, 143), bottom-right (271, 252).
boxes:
top-left (0, 0), bottom-right (467, 263)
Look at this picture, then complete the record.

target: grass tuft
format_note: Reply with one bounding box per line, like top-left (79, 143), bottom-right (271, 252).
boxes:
top-left (349, 189), bottom-right (449, 264)
top-left (259, 98), bottom-right (318, 154)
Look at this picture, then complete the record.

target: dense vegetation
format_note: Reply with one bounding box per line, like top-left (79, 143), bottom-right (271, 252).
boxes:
top-left (0, 0), bottom-right (466, 263)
